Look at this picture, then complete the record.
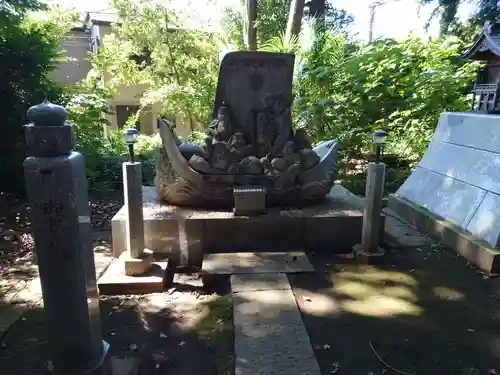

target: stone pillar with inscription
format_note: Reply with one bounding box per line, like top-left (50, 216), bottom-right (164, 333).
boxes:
top-left (23, 100), bottom-right (109, 374)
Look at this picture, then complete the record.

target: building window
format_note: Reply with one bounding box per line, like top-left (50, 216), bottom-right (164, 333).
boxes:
top-left (116, 105), bottom-right (140, 130)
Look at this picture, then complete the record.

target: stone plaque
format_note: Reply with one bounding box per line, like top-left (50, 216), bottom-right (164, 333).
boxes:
top-left (233, 185), bottom-right (267, 216)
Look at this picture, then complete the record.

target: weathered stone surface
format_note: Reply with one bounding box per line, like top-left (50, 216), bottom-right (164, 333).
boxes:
top-left (433, 112), bottom-right (500, 153)
top-left (203, 252), bottom-right (314, 275)
top-left (122, 162), bottom-right (146, 259)
top-left (111, 185), bottom-right (364, 260)
top-left (121, 249), bottom-right (154, 276)
top-left (466, 192), bottom-right (500, 247)
top-left (97, 259), bottom-right (168, 295)
top-left (232, 274), bottom-right (321, 375)
top-left (396, 166), bottom-right (485, 228)
top-left (389, 194), bottom-right (500, 274)
top-left (231, 273), bottom-right (290, 292)
top-left (393, 112), bottom-right (500, 268)
top-left (155, 51), bottom-right (339, 207)
top-left (110, 358), bottom-right (140, 375)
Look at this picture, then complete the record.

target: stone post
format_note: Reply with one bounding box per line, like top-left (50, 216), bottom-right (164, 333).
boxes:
top-left (121, 161), bottom-right (153, 276)
top-left (23, 100), bottom-right (109, 374)
top-left (353, 162), bottom-right (386, 262)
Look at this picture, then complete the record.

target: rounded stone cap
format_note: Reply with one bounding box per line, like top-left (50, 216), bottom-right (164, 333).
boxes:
top-left (27, 99), bottom-right (68, 127)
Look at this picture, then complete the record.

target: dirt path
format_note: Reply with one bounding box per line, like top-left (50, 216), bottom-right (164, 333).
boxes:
top-left (289, 247), bottom-right (500, 375)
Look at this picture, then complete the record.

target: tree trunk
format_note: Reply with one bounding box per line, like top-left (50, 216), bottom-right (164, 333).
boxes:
top-left (285, 0), bottom-right (306, 42)
top-left (243, 0), bottom-right (257, 50)
top-left (368, 3), bottom-right (375, 43)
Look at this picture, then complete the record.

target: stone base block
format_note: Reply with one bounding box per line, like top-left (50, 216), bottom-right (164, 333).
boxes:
top-left (120, 249), bottom-right (153, 276)
top-left (202, 251), bottom-right (315, 275)
top-left (389, 194), bottom-right (500, 274)
top-left (98, 258), bottom-right (168, 295)
top-left (352, 244), bottom-right (386, 265)
top-left (111, 186), bottom-right (368, 266)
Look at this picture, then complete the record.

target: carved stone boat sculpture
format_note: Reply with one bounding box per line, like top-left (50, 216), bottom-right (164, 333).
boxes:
top-left (155, 51), bottom-right (339, 208)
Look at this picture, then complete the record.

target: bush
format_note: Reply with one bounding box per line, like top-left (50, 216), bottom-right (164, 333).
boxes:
top-left (295, 33), bottom-right (478, 162)
top-left (1, 3), bottom-right (72, 194)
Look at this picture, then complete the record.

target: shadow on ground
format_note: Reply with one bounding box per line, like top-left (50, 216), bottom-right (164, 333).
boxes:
top-left (287, 246), bottom-right (500, 375)
top-left (0, 276), bottom-right (233, 375)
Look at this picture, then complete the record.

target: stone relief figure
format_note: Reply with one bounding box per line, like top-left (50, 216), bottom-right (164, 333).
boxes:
top-left (155, 51), bottom-right (339, 207)
top-left (261, 140), bottom-right (301, 191)
top-left (227, 132), bottom-right (262, 174)
top-left (208, 103), bottom-right (232, 142)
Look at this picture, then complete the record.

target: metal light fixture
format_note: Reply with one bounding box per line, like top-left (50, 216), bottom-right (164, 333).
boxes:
top-left (372, 130), bottom-right (388, 164)
top-left (123, 128), bottom-right (139, 162)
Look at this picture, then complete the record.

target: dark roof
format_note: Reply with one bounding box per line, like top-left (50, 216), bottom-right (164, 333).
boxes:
top-left (463, 21), bottom-right (500, 60)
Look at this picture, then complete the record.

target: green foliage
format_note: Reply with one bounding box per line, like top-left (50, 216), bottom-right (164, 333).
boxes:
top-left (186, 130), bottom-right (207, 145)
top-left (260, 32), bottom-right (300, 53)
top-left (93, 0), bottom-right (219, 129)
top-left (295, 32), bottom-right (477, 162)
top-left (220, 0), bottom-right (353, 49)
top-left (67, 87), bottom-right (115, 158)
top-left (0, 2), bottom-right (74, 193)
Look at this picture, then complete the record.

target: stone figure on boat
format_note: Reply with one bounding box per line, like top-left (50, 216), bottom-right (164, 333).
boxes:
top-left (155, 51), bottom-right (338, 208)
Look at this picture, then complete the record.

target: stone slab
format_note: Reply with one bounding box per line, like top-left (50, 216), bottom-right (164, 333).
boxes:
top-left (393, 112), bottom-right (500, 257)
top-left (97, 259), bottom-right (168, 295)
top-left (231, 273), bottom-right (291, 292)
top-left (388, 194), bottom-right (500, 274)
top-left (202, 252), bottom-right (314, 275)
top-left (396, 166), bottom-right (486, 228)
top-left (110, 358), bottom-right (140, 375)
top-left (433, 112), bottom-right (500, 154)
top-left (466, 191), bottom-right (500, 247)
top-left (111, 185), bottom-right (364, 261)
top-left (419, 141), bottom-right (500, 196)
top-left (232, 274), bottom-right (321, 375)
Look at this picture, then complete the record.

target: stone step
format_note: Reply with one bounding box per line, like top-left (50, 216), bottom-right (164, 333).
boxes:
top-left (202, 251), bottom-right (315, 276)
top-left (232, 273), bottom-right (321, 375)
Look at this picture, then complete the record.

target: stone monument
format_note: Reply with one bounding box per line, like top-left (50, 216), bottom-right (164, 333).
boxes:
top-left (23, 100), bottom-right (109, 374)
top-left (155, 51), bottom-right (338, 208)
top-left (109, 51), bottom-right (366, 277)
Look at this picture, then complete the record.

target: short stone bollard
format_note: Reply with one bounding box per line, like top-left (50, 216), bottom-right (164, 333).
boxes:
top-left (119, 128), bottom-right (153, 276)
top-left (353, 162), bottom-right (387, 263)
top-left (23, 100), bottom-right (109, 374)
top-left (121, 160), bottom-right (153, 275)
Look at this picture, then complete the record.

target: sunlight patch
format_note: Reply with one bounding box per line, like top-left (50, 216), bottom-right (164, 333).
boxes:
top-left (341, 295), bottom-right (422, 317)
top-left (432, 286), bottom-right (465, 300)
top-left (333, 269), bottom-right (418, 287)
top-left (298, 292), bottom-right (342, 317)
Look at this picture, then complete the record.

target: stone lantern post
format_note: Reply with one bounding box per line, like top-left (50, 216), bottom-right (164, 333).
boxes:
top-left (353, 130), bottom-right (388, 263)
top-left (23, 100), bottom-right (109, 374)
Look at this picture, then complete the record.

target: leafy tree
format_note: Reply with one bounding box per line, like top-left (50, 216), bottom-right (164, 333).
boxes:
top-left (93, 0), bottom-right (219, 131)
top-left (0, 1), bottom-right (72, 193)
top-left (295, 32), bottom-right (477, 161)
top-left (221, 0), bottom-right (353, 48)
top-left (422, 0), bottom-right (499, 37)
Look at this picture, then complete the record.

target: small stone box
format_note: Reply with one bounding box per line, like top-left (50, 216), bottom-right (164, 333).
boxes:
top-left (233, 186), bottom-right (266, 216)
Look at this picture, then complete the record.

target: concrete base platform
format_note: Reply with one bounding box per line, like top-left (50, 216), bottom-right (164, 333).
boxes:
top-left (111, 185), bottom-right (365, 266)
top-left (389, 194), bottom-right (500, 274)
top-left (202, 252), bottom-right (315, 275)
top-left (97, 258), bottom-right (168, 295)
